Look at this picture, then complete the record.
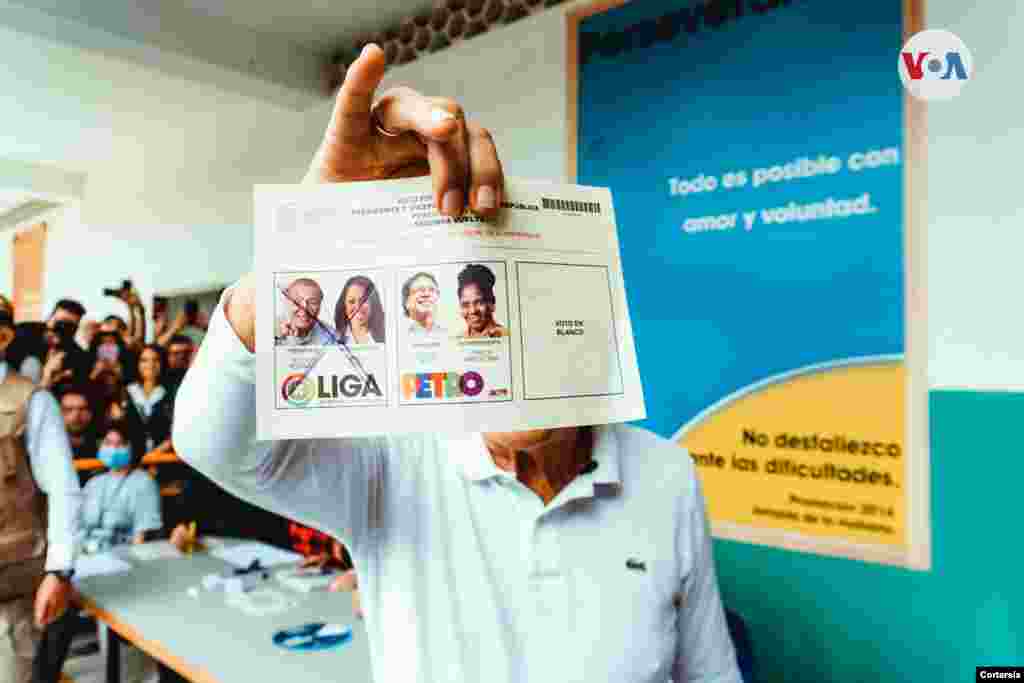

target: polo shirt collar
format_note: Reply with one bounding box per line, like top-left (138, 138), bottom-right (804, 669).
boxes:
top-left (454, 426), bottom-right (623, 491)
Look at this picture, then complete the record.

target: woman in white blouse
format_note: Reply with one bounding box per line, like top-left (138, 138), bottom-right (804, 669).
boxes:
top-left (124, 344), bottom-right (174, 454)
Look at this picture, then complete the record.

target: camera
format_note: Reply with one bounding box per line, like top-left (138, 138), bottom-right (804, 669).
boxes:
top-left (102, 279), bottom-right (133, 298)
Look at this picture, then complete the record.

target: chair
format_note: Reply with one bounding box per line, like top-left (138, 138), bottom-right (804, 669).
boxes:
top-left (725, 608), bottom-right (756, 683)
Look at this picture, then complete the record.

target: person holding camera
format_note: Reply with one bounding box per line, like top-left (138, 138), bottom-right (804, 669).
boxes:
top-left (154, 299), bottom-right (208, 353)
top-left (14, 300), bottom-right (91, 390)
top-left (102, 281), bottom-right (147, 354)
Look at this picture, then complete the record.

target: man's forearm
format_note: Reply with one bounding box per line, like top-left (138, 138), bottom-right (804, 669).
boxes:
top-left (156, 316), bottom-right (186, 347)
top-left (128, 303), bottom-right (146, 349)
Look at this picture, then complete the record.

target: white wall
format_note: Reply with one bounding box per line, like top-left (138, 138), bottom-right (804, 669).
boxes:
top-left (1, 9), bottom-right (568, 327)
top-left (4, 0), bottom-right (1021, 388)
top-left (0, 22), bottom-right (324, 323)
top-left (923, 1), bottom-right (1024, 390)
top-left (377, 9), bottom-right (568, 183)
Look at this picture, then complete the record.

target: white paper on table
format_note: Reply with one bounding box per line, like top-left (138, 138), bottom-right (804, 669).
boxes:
top-left (210, 542), bottom-right (302, 568)
top-left (255, 176), bottom-right (646, 440)
top-left (129, 541), bottom-right (184, 561)
top-left (276, 567), bottom-right (338, 593)
top-left (224, 588), bottom-right (295, 617)
top-left (73, 553), bottom-right (133, 581)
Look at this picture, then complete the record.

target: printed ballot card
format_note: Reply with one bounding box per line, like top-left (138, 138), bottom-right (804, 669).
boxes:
top-left (254, 176), bottom-right (645, 440)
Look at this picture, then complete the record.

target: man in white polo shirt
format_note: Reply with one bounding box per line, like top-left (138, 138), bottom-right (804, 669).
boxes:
top-left (174, 44), bottom-right (741, 683)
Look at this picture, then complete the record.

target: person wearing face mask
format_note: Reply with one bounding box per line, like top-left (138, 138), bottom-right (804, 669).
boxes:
top-left (76, 424), bottom-right (173, 683)
top-left (0, 306), bottom-right (82, 683)
top-left (335, 275), bottom-right (386, 345)
top-left (275, 278), bottom-right (336, 346)
top-left (401, 272), bottom-right (447, 338)
top-left (78, 424), bottom-right (161, 553)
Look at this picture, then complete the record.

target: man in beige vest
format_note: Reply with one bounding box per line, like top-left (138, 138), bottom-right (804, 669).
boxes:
top-left (0, 307), bottom-right (81, 683)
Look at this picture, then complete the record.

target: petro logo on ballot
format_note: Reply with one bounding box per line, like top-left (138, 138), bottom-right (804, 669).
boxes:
top-left (282, 372), bottom-right (382, 406)
top-left (899, 29), bottom-right (972, 101)
top-left (401, 371), bottom-right (485, 400)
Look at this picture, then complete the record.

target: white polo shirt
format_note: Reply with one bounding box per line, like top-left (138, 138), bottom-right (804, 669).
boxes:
top-left (174, 295), bottom-right (741, 683)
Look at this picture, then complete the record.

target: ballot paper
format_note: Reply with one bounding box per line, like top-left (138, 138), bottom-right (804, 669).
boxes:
top-left (73, 553), bottom-right (133, 582)
top-left (129, 541), bottom-right (184, 562)
top-left (255, 176), bottom-right (645, 440)
top-left (276, 567), bottom-right (339, 593)
top-left (211, 542), bottom-right (303, 568)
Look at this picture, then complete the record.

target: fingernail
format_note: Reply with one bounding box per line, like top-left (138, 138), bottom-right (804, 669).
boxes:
top-left (432, 107), bottom-right (456, 124)
top-left (361, 44), bottom-right (373, 58)
top-left (477, 186), bottom-right (496, 209)
top-left (442, 189), bottom-right (463, 216)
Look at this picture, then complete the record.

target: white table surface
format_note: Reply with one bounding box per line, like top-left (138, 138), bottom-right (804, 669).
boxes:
top-left (74, 538), bottom-right (373, 683)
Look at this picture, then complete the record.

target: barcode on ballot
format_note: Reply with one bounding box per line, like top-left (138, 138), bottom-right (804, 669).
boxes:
top-left (541, 197), bottom-right (601, 214)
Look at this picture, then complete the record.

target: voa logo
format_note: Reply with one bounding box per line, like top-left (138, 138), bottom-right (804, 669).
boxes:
top-left (899, 29), bottom-right (972, 101)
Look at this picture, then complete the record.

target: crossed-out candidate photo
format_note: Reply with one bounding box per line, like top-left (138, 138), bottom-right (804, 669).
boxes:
top-left (273, 270), bottom-right (389, 410)
top-left (275, 273), bottom-right (386, 348)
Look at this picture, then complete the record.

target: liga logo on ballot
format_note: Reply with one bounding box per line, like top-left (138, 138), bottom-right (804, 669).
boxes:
top-left (282, 372), bottom-right (383, 407)
top-left (899, 29), bottom-right (972, 101)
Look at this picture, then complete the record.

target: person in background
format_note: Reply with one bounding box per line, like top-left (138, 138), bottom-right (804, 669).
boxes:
top-left (75, 320), bottom-right (99, 352)
top-left (119, 288), bottom-right (146, 353)
top-left (16, 300), bottom-right (91, 388)
top-left (99, 316), bottom-right (127, 337)
top-left (155, 303), bottom-right (209, 350)
top-left (87, 331), bottom-right (132, 425)
top-left (294, 532), bottom-right (363, 619)
top-left (78, 422), bottom-right (161, 552)
top-left (154, 311), bottom-right (185, 348)
top-left (0, 305), bottom-right (81, 683)
top-left (335, 275), bottom-right (386, 345)
top-left (98, 282), bottom-right (147, 354)
top-left (123, 344), bottom-right (174, 455)
top-left (55, 384), bottom-right (100, 461)
top-left (77, 422), bottom-right (180, 683)
top-left (161, 335), bottom-right (194, 395)
top-left (286, 521), bottom-right (361, 618)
